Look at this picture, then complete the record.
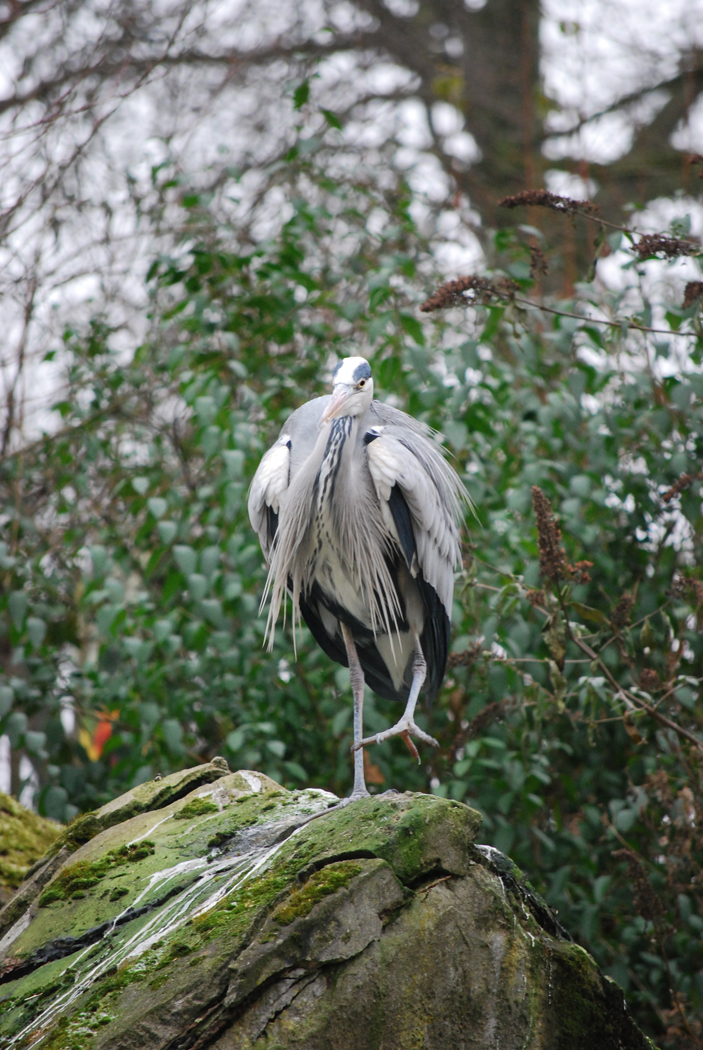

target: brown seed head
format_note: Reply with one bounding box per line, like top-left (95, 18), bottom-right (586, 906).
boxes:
top-left (525, 588), bottom-right (546, 608)
top-left (529, 245), bottom-right (549, 278)
top-left (689, 579), bottom-right (703, 607)
top-left (572, 560), bottom-right (593, 584)
top-left (635, 233), bottom-right (698, 261)
top-left (662, 470), bottom-right (703, 503)
top-left (610, 592), bottom-right (634, 632)
top-left (464, 700), bottom-right (508, 740)
top-left (683, 281), bottom-right (703, 309)
top-left (612, 848), bottom-right (664, 922)
top-left (498, 190), bottom-right (599, 215)
top-left (639, 668), bottom-right (662, 693)
top-left (420, 274), bottom-right (518, 313)
top-left (531, 486), bottom-right (569, 582)
top-left (447, 642), bottom-right (483, 669)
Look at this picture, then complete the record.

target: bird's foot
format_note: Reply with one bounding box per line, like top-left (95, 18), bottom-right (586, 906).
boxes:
top-left (353, 718), bottom-right (439, 764)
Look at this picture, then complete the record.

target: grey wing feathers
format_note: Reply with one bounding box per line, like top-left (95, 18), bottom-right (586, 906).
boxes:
top-left (247, 435), bottom-right (291, 559)
top-left (247, 396), bottom-right (331, 559)
top-left (365, 416), bottom-right (468, 614)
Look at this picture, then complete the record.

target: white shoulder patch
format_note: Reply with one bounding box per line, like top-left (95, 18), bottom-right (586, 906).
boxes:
top-left (250, 436), bottom-right (291, 514)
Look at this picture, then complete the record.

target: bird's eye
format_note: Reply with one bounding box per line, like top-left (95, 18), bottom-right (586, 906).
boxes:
top-left (358, 379), bottom-right (366, 388)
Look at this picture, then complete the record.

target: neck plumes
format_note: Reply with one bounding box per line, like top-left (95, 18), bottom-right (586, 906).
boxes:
top-left (315, 416), bottom-right (356, 510)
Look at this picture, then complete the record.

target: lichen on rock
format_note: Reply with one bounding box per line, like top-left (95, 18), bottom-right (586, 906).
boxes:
top-left (0, 766), bottom-right (657, 1050)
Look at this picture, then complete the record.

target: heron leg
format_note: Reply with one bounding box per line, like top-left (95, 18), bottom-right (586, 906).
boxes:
top-left (353, 632), bottom-right (439, 763)
top-left (341, 622), bottom-right (370, 799)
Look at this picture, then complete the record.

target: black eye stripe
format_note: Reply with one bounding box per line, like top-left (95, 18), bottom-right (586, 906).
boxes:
top-left (352, 361), bottom-right (372, 383)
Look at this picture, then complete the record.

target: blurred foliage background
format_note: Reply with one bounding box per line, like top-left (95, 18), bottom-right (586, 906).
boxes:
top-left (0, 1), bottom-right (703, 1046)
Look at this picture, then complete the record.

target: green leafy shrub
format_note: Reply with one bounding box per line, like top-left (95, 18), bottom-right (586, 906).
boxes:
top-left (1, 144), bottom-right (702, 1045)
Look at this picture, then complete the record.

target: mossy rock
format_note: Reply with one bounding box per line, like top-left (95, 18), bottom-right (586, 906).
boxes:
top-left (0, 795), bottom-right (60, 902)
top-left (0, 769), bottom-right (656, 1050)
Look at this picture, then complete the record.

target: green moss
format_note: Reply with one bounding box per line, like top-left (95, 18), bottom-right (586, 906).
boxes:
top-left (207, 831), bottom-right (230, 849)
top-left (272, 862), bottom-right (363, 926)
top-left (174, 797), bottom-right (218, 820)
top-left (191, 866), bottom-right (292, 941)
top-left (38, 841), bottom-right (156, 907)
top-left (45, 812), bottom-right (103, 860)
top-left (0, 792), bottom-right (61, 892)
top-left (39, 1002), bottom-right (115, 1050)
top-left (549, 942), bottom-right (654, 1050)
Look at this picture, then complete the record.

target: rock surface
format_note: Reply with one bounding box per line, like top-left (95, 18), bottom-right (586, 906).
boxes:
top-left (0, 796), bottom-right (60, 906)
top-left (0, 763), bottom-right (656, 1049)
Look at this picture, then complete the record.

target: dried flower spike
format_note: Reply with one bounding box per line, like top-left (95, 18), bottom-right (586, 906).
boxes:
top-left (531, 486), bottom-right (570, 582)
top-left (498, 189), bottom-right (598, 216)
top-left (639, 668), bottom-right (662, 693)
top-left (419, 274), bottom-right (518, 313)
top-left (662, 470), bottom-right (703, 503)
top-left (610, 592), bottom-right (634, 631)
top-left (635, 233), bottom-right (699, 261)
top-left (529, 245), bottom-right (549, 278)
top-left (525, 588), bottom-right (546, 608)
top-left (682, 281), bottom-right (703, 309)
top-left (612, 848), bottom-right (664, 922)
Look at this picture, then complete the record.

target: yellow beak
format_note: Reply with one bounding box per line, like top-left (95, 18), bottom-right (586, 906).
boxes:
top-left (319, 385), bottom-right (352, 427)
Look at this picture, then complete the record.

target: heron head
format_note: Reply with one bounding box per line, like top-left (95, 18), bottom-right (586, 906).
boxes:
top-left (319, 356), bottom-right (374, 427)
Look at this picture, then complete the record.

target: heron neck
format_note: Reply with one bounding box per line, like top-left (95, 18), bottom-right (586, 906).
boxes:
top-left (315, 415), bottom-right (358, 503)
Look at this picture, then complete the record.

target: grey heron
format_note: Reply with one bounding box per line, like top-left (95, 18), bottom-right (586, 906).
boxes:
top-left (248, 356), bottom-right (467, 798)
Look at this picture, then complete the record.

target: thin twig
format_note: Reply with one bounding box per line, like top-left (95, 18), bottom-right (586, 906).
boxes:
top-left (513, 295), bottom-right (697, 338)
top-left (576, 634), bottom-right (703, 754)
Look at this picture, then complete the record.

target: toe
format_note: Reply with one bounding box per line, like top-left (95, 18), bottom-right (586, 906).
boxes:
top-left (400, 731), bottom-right (420, 763)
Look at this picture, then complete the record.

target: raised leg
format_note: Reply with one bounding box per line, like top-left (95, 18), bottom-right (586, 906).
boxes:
top-left (341, 622), bottom-right (370, 799)
top-left (353, 632), bottom-right (439, 763)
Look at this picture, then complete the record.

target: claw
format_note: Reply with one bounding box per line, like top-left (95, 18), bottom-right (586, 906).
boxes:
top-left (400, 730), bottom-right (420, 763)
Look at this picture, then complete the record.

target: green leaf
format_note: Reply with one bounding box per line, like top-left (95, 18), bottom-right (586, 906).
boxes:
top-left (158, 521), bottom-right (178, 545)
top-left (283, 761), bottom-right (307, 782)
top-left (8, 592), bottom-right (27, 630)
top-left (43, 786), bottom-right (68, 822)
top-left (640, 619), bottom-right (656, 648)
top-left (90, 546), bottom-right (108, 575)
top-left (153, 619), bottom-right (173, 643)
top-left (293, 79), bottom-right (310, 110)
top-left (6, 710), bottom-right (28, 747)
top-left (0, 686), bottom-right (13, 718)
top-left (571, 602), bottom-right (608, 625)
top-left (162, 719), bottom-right (184, 753)
top-left (222, 450), bottom-right (245, 477)
top-left (25, 730), bottom-right (47, 754)
top-left (187, 574), bottom-right (208, 601)
top-left (201, 598), bottom-right (224, 626)
top-left (148, 497), bottom-right (168, 519)
top-left (174, 545), bottom-right (198, 576)
top-left (320, 108), bottom-right (342, 129)
top-left (226, 729), bottom-right (245, 752)
top-left (132, 476), bottom-right (149, 495)
top-left (399, 313), bottom-right (426, 346)
top-left (123, 637), bottom-right (144, 659)
top-left (26, 617), bottom-right (47, 647)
